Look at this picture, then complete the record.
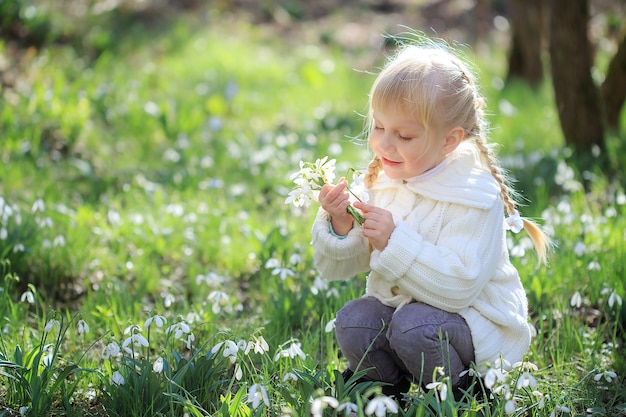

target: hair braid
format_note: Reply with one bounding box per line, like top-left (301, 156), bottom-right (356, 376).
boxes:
top-left (474, 135), bottom-right (552, 265)
top-left (365, 156), bottom-right (383, 188)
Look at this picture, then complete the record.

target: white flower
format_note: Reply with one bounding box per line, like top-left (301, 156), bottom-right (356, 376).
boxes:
top-left (594, 370), bottom-right (617, 383)
top-left (122, 333), bottom-right (149, 354)
top-left (601, 288), bottom-right (622, 308)
top-left (77, 319), bottom-right (90, 335)
top-left (425, 380), bottom-right (448, 401)
top-left (282, 372), bottom-right (298, 382)
top-left (365, 396), bottom-right (398, 417)
top-left (124, 324), bottom-right (142, 335)
top-left (207, 291), bottom-right (232, 314)
top-left (166, 321), bottom-right (191, 339)
top-left (20, 291), bottom-right (35, 304)
top-left (573, 242), bottom-right (587, 257)
top-left (248, 383), bottom-right (270, 409)
top-left (102, 342), bottom-right (121, 360)
top-left (549, 405), bottom-right (570, 417)
top-left (110, 371), bottom-right (125, 386)
top-left (484, 367), bottom-right (507, 389)
top-left (249, 335), bottom-right (269, 354)
top-left (144, 315), bottom-right (167, 329)
top-left (570, 291), bottom-right (583, 308)
top-left (311, 396), bottom-right (339, 417)
top-left (504, 399), bottom-right (516, 415)
top-left (504, 210), bottom-right (524, 233)
top-left (349, 170), bottom-right (370, 203)
top-left (273, 340), bottom-right (306, 361)
top-left (285, 156), bottom-right (336, 208)
top-left (212, 340), bottom-right (239, 364)
top-left (234, 363), bottom-right (243, 380)
top-left (44, 319), bottom-right (60, 333)
top-left (324, 318), bottom-right (336, 333)
top-left (516, 372), bottom-right (537, 389)
top-left (337, 402), bottom-right (358, 415)
top-left (153, 357), bottom-right (164, 373)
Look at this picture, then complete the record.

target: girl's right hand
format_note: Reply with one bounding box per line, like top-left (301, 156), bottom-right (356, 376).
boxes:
top-left (319, 178), bottom-right (354, 235)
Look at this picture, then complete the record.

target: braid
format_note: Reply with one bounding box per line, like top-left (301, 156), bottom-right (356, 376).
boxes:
top-left (474, 135), bottom-right (552, 265)
top-left (365, 156), bottom-right (383, 188)
top-left (473, 136), bottom-right (517, 216)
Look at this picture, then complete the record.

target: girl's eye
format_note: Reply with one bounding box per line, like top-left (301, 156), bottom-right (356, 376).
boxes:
top-left (398, 134), bottom-right (413, 140)
top-left (374, 125), bottom-right (384, 131)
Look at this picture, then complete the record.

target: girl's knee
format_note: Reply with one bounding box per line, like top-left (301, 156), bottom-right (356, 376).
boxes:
top-left (336, 297), bottom-right (392, 329)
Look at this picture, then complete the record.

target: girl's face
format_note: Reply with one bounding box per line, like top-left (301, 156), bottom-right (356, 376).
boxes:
top-left (370, 107), bottom-right (455, 180)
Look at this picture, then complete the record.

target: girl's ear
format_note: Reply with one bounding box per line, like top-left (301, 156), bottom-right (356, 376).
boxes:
top-left (443, 126), bottom-right (464, 154)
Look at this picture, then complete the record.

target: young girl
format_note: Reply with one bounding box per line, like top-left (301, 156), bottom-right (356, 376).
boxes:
top-left (311, 42), bottom-right (551, 402)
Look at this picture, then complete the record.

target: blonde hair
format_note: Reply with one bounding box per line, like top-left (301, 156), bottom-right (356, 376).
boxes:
top-left (363, 43), bottom-right (551, 264)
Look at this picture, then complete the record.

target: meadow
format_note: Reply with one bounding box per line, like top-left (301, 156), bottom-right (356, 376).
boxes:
top-left (0, 3), bottom-right (625, 417)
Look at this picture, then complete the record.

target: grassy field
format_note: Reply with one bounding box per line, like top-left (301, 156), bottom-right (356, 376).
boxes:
top-left (1, 3), bottom-right (625, 417)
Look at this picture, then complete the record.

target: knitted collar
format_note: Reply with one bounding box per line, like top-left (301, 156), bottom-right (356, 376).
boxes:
top-left (369, 142), bottom-right (501, 209)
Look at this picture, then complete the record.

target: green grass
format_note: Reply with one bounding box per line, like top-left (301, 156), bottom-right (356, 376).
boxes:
top-left (1, 5), bottom-right (625, 417)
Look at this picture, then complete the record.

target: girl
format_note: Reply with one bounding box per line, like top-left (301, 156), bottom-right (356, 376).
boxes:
top-left (311, 42), bottom-right (551, 402)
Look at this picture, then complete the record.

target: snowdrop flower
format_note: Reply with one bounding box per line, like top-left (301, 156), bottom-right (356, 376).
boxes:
top-left (234, 363), bottom-right (243, 380)
top-left (274, 340), bottom-right (306, 361)
top-left (122, 333), bottom-right (149, 354)
top-left (549, 405), bottom-right (570, 417)
top-left (484, 367), bottom-right (507, 390)
top-left (77, 319), bottom-right (90, 335)
top-left (153, 357), bottom-right (164, 373)
top-left (516, 371), bottom-right (537, 389)
top-left (124, 324), bottom-right (142, 335)
top-left (144, 314), bottom-right (167, 329)
top-left (166, 321), bottom-right (191, 339)
top-left (44, 319), bottom-right (60, 333)
top-left (504, 399), bottom-right (516, 415)
top-left (365, 396), bottom-right (398, 417)
top-left (247, 335), bottom-right (269, 354)
top-left (594, 370), bottom-right (617, 383)
top-left (504, 210), bottom-right (524, 233)
top-left (42, 350), bottom-right (54, 367)
top-left (207, 290), bottom-right (232, 314)
top-left (20, 291), bottom-right (35, 304)
top-left (248, 383), bottom-right (270, 409)
top-left (570, 291), bottom-right (583, 308)
top-left (110, 371), bottom-right (125, 386)
top-left (282, 372), bottom-right (298, 382)
top-left (425, 380), bottom-right (448, 401)
top-left (573, 242), bottom-right (587, 257)
top-left (102, 342), bottom-right (121, 360)
top-left (324, 318), bottom-right (336, 333)
top-left (311, 396), bottom-right (339, 417)
top-left (212, 340), bottom-right (239, 364)
top-left (338, 402), bottom-right (358, 415)
top-left (601, 288), bottom-right (622, 308)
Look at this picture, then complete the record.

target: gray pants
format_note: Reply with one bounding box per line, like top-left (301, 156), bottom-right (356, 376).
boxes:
top-left (335, 297), bottom-right (475, 389)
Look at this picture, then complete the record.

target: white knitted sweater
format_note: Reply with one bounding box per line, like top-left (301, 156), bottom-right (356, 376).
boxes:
top-left (311, 142), bottom-right (532, 369)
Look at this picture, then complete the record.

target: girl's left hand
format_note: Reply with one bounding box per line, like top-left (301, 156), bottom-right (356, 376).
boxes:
top-left (353, 201), bottom-right (395, 250)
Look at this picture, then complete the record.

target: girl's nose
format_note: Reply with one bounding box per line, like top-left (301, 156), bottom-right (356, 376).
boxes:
top-left (379, 131), bottom-right (394, 151)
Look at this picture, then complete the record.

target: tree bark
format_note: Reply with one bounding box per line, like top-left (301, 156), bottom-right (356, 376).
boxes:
top-left (549, 0), bottom-right (605, 159)
top-left (601, 31), bottom-right (626, 130)
top-left (507, 0), bottom-right (545, 86)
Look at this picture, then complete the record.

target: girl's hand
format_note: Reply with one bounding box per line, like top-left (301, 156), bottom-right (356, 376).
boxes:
top-left (319, 178), bottom-right (354, 235)
top-left (353, 201), bottom-right (395, 250)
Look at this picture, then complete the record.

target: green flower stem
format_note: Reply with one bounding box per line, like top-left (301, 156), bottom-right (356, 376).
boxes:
top-left (347, 205), bottom-right (364, 226)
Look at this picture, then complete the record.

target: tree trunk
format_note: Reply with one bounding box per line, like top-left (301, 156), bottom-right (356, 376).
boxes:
top-left (549, 0), bottom-right (605, 160)
top-left (507, 0), bottom-right (545, 86)
top-left (601, 32), bottom-right (626, 130)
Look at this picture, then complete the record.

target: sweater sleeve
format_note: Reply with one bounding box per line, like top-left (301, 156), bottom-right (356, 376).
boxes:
top-left (371, 200), bottom-right (505, 312)
top-left (311, 209), bottom-right (371, 281)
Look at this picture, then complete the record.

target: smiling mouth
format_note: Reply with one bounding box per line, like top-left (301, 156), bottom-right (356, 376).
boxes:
top-left (381, 157), bottom-right (401, 166)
